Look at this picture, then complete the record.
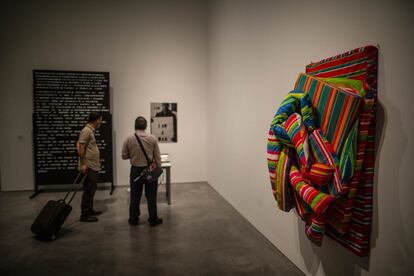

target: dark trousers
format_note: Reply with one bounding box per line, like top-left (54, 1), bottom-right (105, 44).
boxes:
top-left (129, 166), bottom-right (159, 223)
top-left (81, 169), bottom-right (98, 216)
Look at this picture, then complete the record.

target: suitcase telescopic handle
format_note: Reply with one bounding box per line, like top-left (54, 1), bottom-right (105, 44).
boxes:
top-left (63, 172), bottom-right (87, 204)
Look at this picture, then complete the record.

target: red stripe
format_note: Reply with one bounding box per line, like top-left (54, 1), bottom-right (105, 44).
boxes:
top-left (307, 51), bottom-right (367, 72)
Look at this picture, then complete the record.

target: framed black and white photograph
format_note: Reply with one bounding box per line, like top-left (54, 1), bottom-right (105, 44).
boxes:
top-left (150, 102), bottom-right (177, 143)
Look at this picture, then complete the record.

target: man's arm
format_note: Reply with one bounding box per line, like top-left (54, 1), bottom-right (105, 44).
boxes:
top-left (122, 139), bottom-right (130, 160)
top-left (77, 142), bottom-right (88, 173)
top-left (153, 140), bottom-right (161, 167)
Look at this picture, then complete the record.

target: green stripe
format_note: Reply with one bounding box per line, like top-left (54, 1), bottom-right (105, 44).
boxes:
top-left (296, 74), bottom-right (306, 89)
top-left (316, 85), bottom-right (331, 129)
top-left (327, 94), bottom-right (345, 147)
top-left (308, 79), bottom-right (318, 100)
top-left (310, 193), bottom-right (325, 209)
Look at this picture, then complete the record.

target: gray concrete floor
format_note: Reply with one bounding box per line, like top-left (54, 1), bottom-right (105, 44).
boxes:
top-left (0, 182), bottom-right (304, 276)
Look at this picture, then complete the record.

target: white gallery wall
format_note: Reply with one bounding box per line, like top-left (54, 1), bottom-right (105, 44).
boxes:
top-left (0, 0), bottom-right (207, 191)
top-left (207, 0), bottom-right (413, 275)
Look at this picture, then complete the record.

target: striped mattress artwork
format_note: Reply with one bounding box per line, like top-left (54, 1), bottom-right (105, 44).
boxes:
top-left (267, 46), bottom-right (378, 256)
top-left (306, 46), bottom-right (378, 257)
top-left (294, 73), bottom-right (362, 156)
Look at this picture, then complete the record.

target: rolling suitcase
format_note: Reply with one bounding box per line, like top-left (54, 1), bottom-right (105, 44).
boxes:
top-left (31, 172), bottom-right (86, 240)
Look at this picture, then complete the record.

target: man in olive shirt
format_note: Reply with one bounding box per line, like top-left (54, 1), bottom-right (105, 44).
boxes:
top-left (122, 116), bottom-right (163, 227)
top-left (77, 112), bottom-right (103, 222)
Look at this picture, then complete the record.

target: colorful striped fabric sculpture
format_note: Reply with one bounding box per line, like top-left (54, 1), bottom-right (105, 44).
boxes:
top-left (268, 77), bottom-right (365, 245)
top-left (267, 46), bottom-right (378, 254)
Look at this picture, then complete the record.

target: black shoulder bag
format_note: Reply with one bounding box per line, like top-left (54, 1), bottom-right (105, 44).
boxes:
top-left (134, 134), bottom-right (163, 183)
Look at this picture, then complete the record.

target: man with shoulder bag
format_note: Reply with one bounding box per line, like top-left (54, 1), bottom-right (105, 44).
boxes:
top-left (122, 116), bottom-right (163, 227)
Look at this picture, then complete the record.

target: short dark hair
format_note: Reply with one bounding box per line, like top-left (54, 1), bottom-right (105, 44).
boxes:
top-left (135, 116), bottom-right (147, 130)
top-left (88, 111), bottom-right (102, 123)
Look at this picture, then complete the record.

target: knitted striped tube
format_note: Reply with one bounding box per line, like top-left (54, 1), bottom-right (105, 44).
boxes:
top-left (271, 90), bottom-right (316, 132)
top-left (268, 90), bottom-right (317, 212)
top-left (274, 113), bottom-right (310, 167)
top-left (309, 129), bottom-right (344, 196)
top-left (289, 165), bottom-right (335, 215)
top-left (301, 163), bottom-right (333, 187)
top-left (305, 214), bottom-right (326, 246)
top-left (275, 147), bottom-right (294, 211)
top-left (267, 128), bottom-right (280, 185)
top-left (284, 113), bottom-right (310, 167)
